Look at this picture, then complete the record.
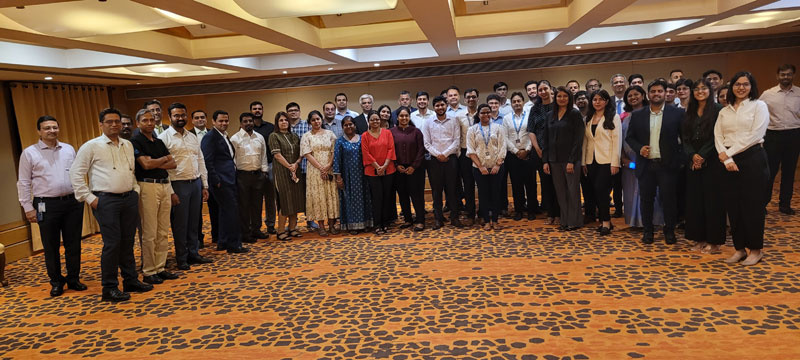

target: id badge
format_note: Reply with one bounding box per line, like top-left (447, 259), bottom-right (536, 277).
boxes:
top-left (484, 151), bottom-right (490, 157)
top-left (37, 201), bottom-right (45, 222)
top-left (515, 139), bottom-right (521, 144)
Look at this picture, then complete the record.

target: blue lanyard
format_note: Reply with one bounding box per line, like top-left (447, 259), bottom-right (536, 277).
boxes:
top-left (513, 111), bottom-right (526, 135)
top-left (479, 122), bottom-right (491, 146)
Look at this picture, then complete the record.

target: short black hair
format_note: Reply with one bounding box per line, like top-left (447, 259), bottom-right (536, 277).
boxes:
top-left (99, 108), bottom-right (121, 123)
top-left (728, 71), bottom-right (760, 101)
top-left (431, 95), bottom-right (447, 106)
top-left (36, 115), bottom-right (57, 130)
top-left (239, 112), bottom-right (254, 122)
top-left (416, 91), bottom-right (429, 100)
top-left (778, 64), bottom-right (796, 74)
top-left (464, 88), bottom-right (479, 97)
top-left (212, 110), bottom-right (228, 121)
top-left (285, 102), bottom-right (300, 111)
top-left (628, 74), bottom-right (643, 84)
top-left (323, 101), bottom-right (335, 109)
top-left (566, 80), bottom-right (580, 86)
top-left (703, 69), bottom-right (723, 79)
top-left (669, 69), bottom-right (683, 76)
top-left (575, 90), bottom-right (587, 99)
top-left (585, 78), bottom-right (601, 88)
top-left (191, 110), bottom-right (206, 118)
top-left (524, 80), bottom-right (538, 89)
top-left (168, 102), bottom-right (186, 116)
top-left (486, 94), bottom-right (502, 103)
top-left (493, 82), bottom-right (508, 91)
top-left (399, 90), bottom-right (410, 96)
top-left (249, 101), bottom-right (263, 109)
top-left (675, 78), bottom-right (693, 89)
top-left (334, 93), bottom-right (347, 101)
top-left (665, 82), bottom-right (677, 90)
top-left (509, 91), bottom-right (525, 102)
top-left (445, 85), bottom-right (460, 94)
top-left (143, 99), bottom-right (161, 109)
top-left (647, 79), bottom-right (669, 92)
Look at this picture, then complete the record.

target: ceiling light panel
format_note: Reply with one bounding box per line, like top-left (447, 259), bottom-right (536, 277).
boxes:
top-left (681, 10), bottom-right (800, 35)
top-left (0, 41), bottom-right (159, 69)
top-left (458, 32), bottom-right (561, 55)
top-left (753, 0), bottom-right (800, 11)
top-left (92, 63), bottom-right (236, 78)
top-left (233, 0), bottom-right (398, 18)
top-left (0, 0), bottom-right (200, 38)
top-left (211, 53), bottom-right (334, 70)
top-left (331, 43), bottom-right (438, 62)
top-left (568, 19), bottom-right (701, 45)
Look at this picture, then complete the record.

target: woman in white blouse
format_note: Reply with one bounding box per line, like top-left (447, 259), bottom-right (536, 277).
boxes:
top-left (582, 89), bottom-right (622, 235)
top-left (714, 71), bottom-right (770, 265)
top-left (467, 104), bottom-right (507, 230)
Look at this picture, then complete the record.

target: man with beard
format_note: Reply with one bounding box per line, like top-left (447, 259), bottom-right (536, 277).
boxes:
top-left (159, 103), bottom-right (213, 269)
top-left (523, 81), bottom-right (538, 115)
top-left (626, 80), bottom-right (685, 245)
top-left (121, 114), bottom-right (135, 140)
top-left (423, 96), bottom-right (463, 230)
top-left (230, 112), bottom-right (269, 243)
top-left (249, 102), bottom-right (278, 233)
top-left (575, 90), bottom-right (589, 117)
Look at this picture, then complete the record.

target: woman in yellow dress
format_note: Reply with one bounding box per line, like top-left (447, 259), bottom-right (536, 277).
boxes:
top-left (300, 110), bottom-right (340, 236)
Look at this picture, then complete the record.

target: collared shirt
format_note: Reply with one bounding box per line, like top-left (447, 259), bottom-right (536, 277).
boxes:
top-left (193, 127), bottom-right (209, 142)
top-left (422, 115), bottom-right (460, 158)
top-left (714, 99), bottom-right (769, 164)
top-left (17, 140), bottom-right (76, 212)
top-left (499, 99), bottom-right (512, 118)
top-left (490, 114), bottom-right (504, 125)
top-left (70, 134), bottom-right (139, 206)
top-left (760, 85), bottom-right (800, 130)
top-left (466, 122), bottom-right (507, 168)
top-left (503, 110), bottom-right (531, 153)
top-left (615, 96), bottom-right (625, 115)
top-left (252, 121), bottom-right (275, 162)
top-left (230, 128), bottom-right (268, 172)
top-left (523, 100), bottom-right (535, 115)
top-left (131, 132), bottom-right (171, 182)
top-left (322, 118), bottom-right (344, 138)
top-left (157, 126), bottom-right (209, 188)
top-left (447, 105), bottom-right (470, 149)
top-left (290, 120), bottom-right (311, 172)
top-left (648, 104), bottom-right (665, 159)
top-left (410, 109), bottom-right (436, 132)
top-left (334, 109), bottom-right (359, 122)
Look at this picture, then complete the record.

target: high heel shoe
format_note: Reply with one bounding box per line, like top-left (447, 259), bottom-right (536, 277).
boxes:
top-left (742, 252), bottom-right (763, 266)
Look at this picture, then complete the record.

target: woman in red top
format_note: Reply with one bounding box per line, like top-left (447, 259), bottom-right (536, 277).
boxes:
top-left (361, 110), bottom-right (396, 234)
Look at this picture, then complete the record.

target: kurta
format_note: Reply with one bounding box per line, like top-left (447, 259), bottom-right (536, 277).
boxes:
top-left (300, 129), bottom-right (340, 221)
top-left (333, 135), bottom-right (373, 230)
top-left (268, 131), bottom-right (305, 215)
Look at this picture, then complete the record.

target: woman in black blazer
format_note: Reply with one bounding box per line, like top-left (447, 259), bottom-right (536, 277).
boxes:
top-left (542, 86), bottom-right (585, 230)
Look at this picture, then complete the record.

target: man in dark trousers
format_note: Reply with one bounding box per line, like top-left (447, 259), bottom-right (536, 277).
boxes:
top-left (201, 110), bottom-right (249, 254)
top-left (625, 80), bottom-right (685, 245)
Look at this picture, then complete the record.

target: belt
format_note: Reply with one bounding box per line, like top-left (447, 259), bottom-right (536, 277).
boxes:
top-left (237, 170), bottom-right (262, 175)
top-left (139, 178), bottom-right (170, 184)
top-left (171, 178), bottom-right (199, 184)
top-left (93, 191), bottom-right (135, 198)
top-left (34, 194), bottom-right (74, 201)
top-left (650, 158), bottom-right (662, 163)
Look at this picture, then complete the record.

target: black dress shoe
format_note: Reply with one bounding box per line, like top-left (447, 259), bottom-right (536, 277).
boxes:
top-left (527, 212), bottom-right (536, 220)
top-left (612, 210), bottom-right (623, 218)
top-left (252, 231), bottom-right (269, 239)
top-left (450, 219), bottom-right (463, 228)
top-left (779, 206), bottom-right (796, 215)
top-left (122, 280), bottom-right (154, 293)
top-left (142, 275), bottom-right (164, 284)
top-left (50, 284), bottom-right (64, 297)
top-left (157, 270), bottom-right (180, 280)
top-left (513, 213), bottom-right (523, 221)
top-left (215, 246), bottom-right (226, 251)
top-left (665, 232), bottom-right (678, 245)
top-left (641, 232), bottom-right (655, 244)
top-left (227, 246), bottom-right (250, 254)
top-left (432, 220), bottom-right (444, 230)
top-left (198, 241), bottom-right (205, 249)
top-left (67, 280), bottom-right (88, 291)
top-left (188, 256), bottom-right (213, 264)
top-left (177, 263), bottom-right (191, 271)
top-left (267, 226), bottom-right (277, 234)
top-left (102, 288), bottom-right (130, 302)
top-left (599, 226), bottom-right (611, 236)
top-left (242, 237), bottom-right (257, 243)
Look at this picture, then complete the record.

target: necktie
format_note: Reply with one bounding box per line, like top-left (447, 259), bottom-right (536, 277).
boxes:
top-left (616, 99), bottom-right (623, 115)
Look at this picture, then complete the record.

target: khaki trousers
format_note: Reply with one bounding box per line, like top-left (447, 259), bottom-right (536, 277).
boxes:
top-left (138, 182), bottom-right (171, 276)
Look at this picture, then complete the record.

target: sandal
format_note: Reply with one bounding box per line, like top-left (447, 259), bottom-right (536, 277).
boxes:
top-left (289, 229), bottom-right (303, 237)
top-left (277, 232), bottom-right (291, 241)
top-left (329, 225), bottom-right (339, 235)
top-left (318, 228), bottom-right (329, 237)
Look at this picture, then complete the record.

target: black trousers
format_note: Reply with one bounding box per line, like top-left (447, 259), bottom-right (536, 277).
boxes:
top-left (685, 160), bottom-right (726, 245)
top-left (722, 145), bottom-right (769, 250)
top-left (587, 161), bottom-right (613, 222)
top-left (263, 165), bottom-right (277, 228)
top-left (92, 192), bottom-right (139, 289)
top-left (395, 165), bottom-right (426, 224)
top-left (35, 196), bottom-right (84, 286)
top-left (532, 152), bottom-right (558, 218)
top-left (765, 128), bottom-right (800, 208)
top-left (206, 188), bottom-right (219, 243)
top-left (210, 182), bottom-right (242, 250)
top-left (612, 172), bottom-right (623, 212)
top-left (368, 174), bottom-right (394, 228)
top-left (473, 166), bottom-right (505, 222)
top-left (526, 152), bottom-right (541, 212)
top-left (507, 151), bottom-right (536, 215)
top-left (236, 170), bottom-right (264, 240)
top-left (458, 149), bottom-right (476, 217)
top-left (427, 155), bottom-right (460, 221)
top-left (638, 161), bottom-right (678, 234)
top-left (580, 172), bottom-right (596, 219)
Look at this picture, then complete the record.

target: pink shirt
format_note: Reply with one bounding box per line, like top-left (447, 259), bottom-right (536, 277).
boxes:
top-left (17, 140), bottom-right (76, 212)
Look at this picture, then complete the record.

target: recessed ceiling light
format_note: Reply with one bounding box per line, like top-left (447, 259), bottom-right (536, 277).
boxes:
top-left (665, 38), bottom-right (671, 42)
top-left (150, 67), bottom-right (180, 73)
top-left (373, 63), bottom-right (380, 67)
top-left (632, 41), bottom-right (639, 45)
top-left (44, 76), bottom-right (53, 80)
top-left (282, 70), bottom-right (288, 74)
top-left (575, 46), bottom-right (582, 49)
top-left (136, 82), bottom-right (141, 85)
top-left (328, 67), bottom-right (334, 70)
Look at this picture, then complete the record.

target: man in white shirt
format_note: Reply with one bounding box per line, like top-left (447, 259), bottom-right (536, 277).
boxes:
top-left (611, 74), bottom-right (628, 116)
top-left (446, 86), bottom-right (475, 224)
top-left (70, 108), bottom-right (153, 302)
top-left (159, 104), bottom-right (212, 269)
top-left (231, 112), bottom-right (270, 242)
top-left (410, 91), bottom-right (435, 131)
top-left (523, 80), bottom-right (538, 115)
top-left (760, 64), bottom-right (800, 215)
top-left (423, 96), bottom-right (463, 229)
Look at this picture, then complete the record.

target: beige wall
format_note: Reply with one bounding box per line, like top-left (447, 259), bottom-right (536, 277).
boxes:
top-left (124, 47), bottom-right (799, 131)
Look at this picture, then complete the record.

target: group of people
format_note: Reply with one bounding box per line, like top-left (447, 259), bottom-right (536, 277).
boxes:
top-left (14, 64), bottom-right (798, 300)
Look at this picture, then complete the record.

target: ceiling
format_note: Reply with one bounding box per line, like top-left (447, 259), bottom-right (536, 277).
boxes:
top-left (0, 0), bottom-right (798, 86)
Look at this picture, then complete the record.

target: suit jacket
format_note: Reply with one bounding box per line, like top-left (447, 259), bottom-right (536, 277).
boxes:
top-left (201, 129), bottom-right (236, 187)
top-left (582, 114), bottom-right (622, 167)
top-left (625, 104), bottom-right (685, 177)
top-left (352, 114), bottom-right (369, 135)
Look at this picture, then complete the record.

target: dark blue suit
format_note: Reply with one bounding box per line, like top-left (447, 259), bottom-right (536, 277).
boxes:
top-left (625, 104), bottom-right (685, 234)
top-left (201, 129), bottom-right (242, 250)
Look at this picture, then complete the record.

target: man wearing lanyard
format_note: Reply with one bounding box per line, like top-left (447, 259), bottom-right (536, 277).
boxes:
top-left (487, 93), bottom-right (509, 215)
top-left (71, 108), bottom-right (153, 302)
top-left (423, 96), bottom-right (463, 230)
top-left (17, 115), bottom-right (85, 297)
top-left (503, 92), bottom-right (537, 220)
top-left (446, 85), bottom-right (475, 225)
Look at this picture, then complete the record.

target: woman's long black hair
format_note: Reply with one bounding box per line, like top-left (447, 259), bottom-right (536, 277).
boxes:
top-left (584, 89), bottom-right (616, 130)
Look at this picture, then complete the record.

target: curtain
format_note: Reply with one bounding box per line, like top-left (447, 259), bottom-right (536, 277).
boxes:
top-left (10, 82), bottom-right (110, 250)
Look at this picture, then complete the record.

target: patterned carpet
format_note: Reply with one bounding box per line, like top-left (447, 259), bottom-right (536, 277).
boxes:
top-left (2, 193), bottom-right (800, 359)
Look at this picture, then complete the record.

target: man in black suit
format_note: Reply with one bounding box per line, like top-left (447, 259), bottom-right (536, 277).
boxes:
top-left (351, 94), bottom-right (373, 134)
top-left (200, 110), bottom-right (249, 254)
top-left (625, 80), bottom-right (685, 245)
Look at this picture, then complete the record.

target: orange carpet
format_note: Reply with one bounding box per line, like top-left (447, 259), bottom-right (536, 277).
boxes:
top-left (2, 194), bottom-right (800, 359)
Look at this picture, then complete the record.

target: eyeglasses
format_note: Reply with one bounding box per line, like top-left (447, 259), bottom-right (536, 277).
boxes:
top-left (465, 95), bottom-right (478, 99)
top-left (733, 83), bottom-right (751, 88)
top-left (287, 109), bottom-right (300, 112)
